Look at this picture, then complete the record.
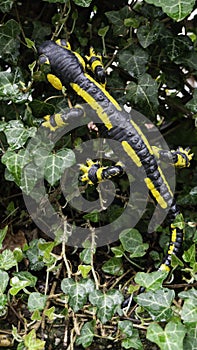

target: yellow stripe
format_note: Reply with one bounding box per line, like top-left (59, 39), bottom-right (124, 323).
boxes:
top-left (130, 120), bottom-right (173, 197)
top-left (121, 141), bottom-right (142, 167)
top-left (130, 119), bottom-right (153, 154)
top-left (84, 73), bottom-right (122, 111)
top-left (96, 167), bottom-right (105, 182)
top-left (144, 177), bottom-right (167, 209)
top-left (71, 82), bottom-right (113, 129)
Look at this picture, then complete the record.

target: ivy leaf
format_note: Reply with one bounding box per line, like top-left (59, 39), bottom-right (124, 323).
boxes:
top-left (162, 34), bottom-right (193, 62)
top-left (3, 120), bottom-right (36, 150)
top-left (28, 292), bottom-right (47, 312)
top-left (13, 271), bottom-right (37, 288)
top-left (134, 271), bottom-right (169, 291)
top-left (9, 276), bottom-right (30, 295)
top-left (137, 289), bottom-right (175, 321)
top-left (0, 249), bottom-right (17, 270)
top-left (105, 6), bottom-right (131, 37)
top-left (0, 69), bottom-right (30, 103)
top-left (73, 0), bottom-right (93, 7)
top-left (144, 0), bottom-right (195, 22)
top-left (76, 320), bottom-right (95, 348)
top-left (183, 244), bottom-right (196, 267)
top-left (102, 257), bottom-right (124, 276)
top-left (2, 149), bottom-right (30, 186)
top-left (0, 270), bottom-right (9, 293)
top-left (184, 323), bottom-right (197, 350)
top-left (44, 149), bottom-right (75, 185)
top-left (147, 319), bottom-right (186, 350)
top-left (186, 89), bottom-right (197, 113)
top-left (137, 21), bottom-right (162, 48)
top-left (0, 0), bottom-right (14, 13)
top-left (61, 278), bottom-right (87, 312)
top-left (0, 19), bottom-right (21, 62)
top-left (119, 47), bottom-right (149, 78)
top-left (126, 73), bottom-right (158, 117)
top-left (89, 289), bottom-right (123, 323)
top-left (119, 228), bottom-right (149, 258)
top-left (24, 329), bottom-right (45, 350)
top-left (78, 264), bottom-right (92, 278)
top-left (179, 289), bottom-right (197, 323)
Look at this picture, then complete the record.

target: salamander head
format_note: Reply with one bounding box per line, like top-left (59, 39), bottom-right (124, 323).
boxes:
top-left (38, 40), bottom-right (84, 86)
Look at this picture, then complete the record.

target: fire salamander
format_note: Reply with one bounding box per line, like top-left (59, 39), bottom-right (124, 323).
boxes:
top-left (38, 40), bottom-right (193, 278)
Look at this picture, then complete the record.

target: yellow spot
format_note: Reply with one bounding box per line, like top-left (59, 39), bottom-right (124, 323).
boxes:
top-left (168, 244), bottom-right (175, 255)
top-left (159, 264), bottom-right (171, 272)
top-left (144, 177), bottom-right (167, 209)
top-left (121, 141), bottom-right (142, 167)
top-left (171, 228), bottom-right (177, 243)
top-left (71, 82), bottom-right (113, 129)
top-left (47, 74), bottom-right (63, 90)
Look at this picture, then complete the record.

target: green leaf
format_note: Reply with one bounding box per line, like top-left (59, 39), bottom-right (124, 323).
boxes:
top-left (111, 245), bottom-right (124, 258)
top-left (3, 121), bottom-right (36, 150)
top-left (144, 0), bottom-right (195, 21)
top-left (61, 278), bottom-right (87, 312)
top-left (83, 210), bottom-right (100, 223)
top-left (0, 0), bottom-right (14, 13)
top-left (105, 6), bottom-right (131, 36)
top-left (0, 294), bottom-right (8, 316)
top-left (181, 298), bottom-right (197, 323)
top-left (126, 73), bottom-right (159, 116)
top-left (137, 21), bottom-right (162, 48)
top-left (137, 289), bottom-right (175, 321)
top-left (44, 149), bottom-right (75, 185)
top-left (183, 244), bottom-right (196, 266)
top-left (24, 329), bottom-right (45, 350)
top-left (98, 26), bottom-right (109, 37)
top-left (118, 320), bottom-right (133, 337)
top-left (0, 226), bottom-right (8, 248)
top-left (119, 47), bottom-right (149, 78)
top-left (13, 271), bottom-right (37, 288)
top-left (0, 69), bottom-right (30, 103)
top-left (147, 319), bottom-right (186, 350)
top-left (89, 289), bottom-right (123, 323)
top-left (0, 270), bottom-right (9, 293)
top-left (134, 271), bottom-right (169, 291)
top-left (9, 276), bottom-right (30, 295)
top-left (162, 35), bottom-right (193, 62)
top-left (102, 257), bottom-right (124, 276)
top-left (186, 89), bottom-right (197, 113)
top-left (119, 228), bottom-right (148, 258)
top-left (0, 249), bottom-right (17, 270)
top-left (183, 323), bottom-right (197, 350)
top-left (80, 247), bottom-right (93, 264)
top-left (76, 320), bottom-right (95, 348)
top-left (28, 292), bottom-right (47, 312)
top-left (122, 329), bottom-right (143, 350)
top-left (78, 264), bottom-right (92, 278)
top-left (2, 149), bottom-right (30, 186)
top-left (69, 283), bottom-right (87, 312)
top-left (73, 0), bottom-right (93, 7)
top-left (118, 321), bottom-right (143, 349)
top-left (0, 19), bottom-right (21, 62)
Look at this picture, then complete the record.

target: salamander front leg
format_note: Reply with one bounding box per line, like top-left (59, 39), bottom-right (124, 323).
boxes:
top-left (79, 159), bottom-right (125, 185)
top-left (152, 146), bottom-right (193, 168)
